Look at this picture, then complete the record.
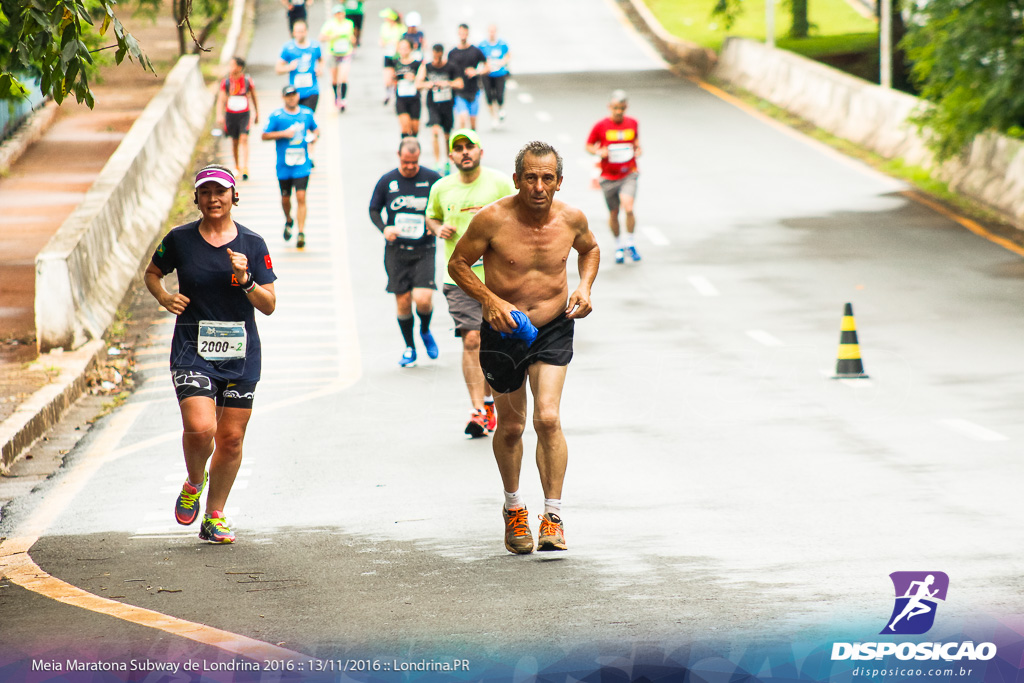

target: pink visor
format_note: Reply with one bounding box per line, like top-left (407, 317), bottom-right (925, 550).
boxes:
top-left (194, 168), bottom-right (235, 188)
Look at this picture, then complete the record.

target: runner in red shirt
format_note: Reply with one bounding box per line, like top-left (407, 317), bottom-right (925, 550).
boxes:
top-left (586, 89), bottom-right (641, 264)
top-left (216, 57), bottom-right (260, 181)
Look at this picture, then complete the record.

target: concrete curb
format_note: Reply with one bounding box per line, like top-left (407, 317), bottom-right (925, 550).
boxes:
top-left (0, 340), bottom-right (105, 474)
top-left (0, 100), bottom-right (60, 177)
top-left (619, 0), bottom-right (718, 77)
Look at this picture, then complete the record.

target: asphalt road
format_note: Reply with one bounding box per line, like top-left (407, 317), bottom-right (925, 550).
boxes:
top-left (2, 0), bottom-right (1024, 680)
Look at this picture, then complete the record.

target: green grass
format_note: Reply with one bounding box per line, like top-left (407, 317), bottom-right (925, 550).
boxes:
top-left (644, 0), bottom-right (878, 53)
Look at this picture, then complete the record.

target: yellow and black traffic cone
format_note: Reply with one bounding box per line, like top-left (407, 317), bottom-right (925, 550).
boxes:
top-left (833, 303), bottom-right (869, 379)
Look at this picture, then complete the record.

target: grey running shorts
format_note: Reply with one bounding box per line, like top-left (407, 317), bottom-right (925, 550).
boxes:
top-left (443, 284), bottom-right (482, 337)
top-left (599, 172), bottom-right (639, 213)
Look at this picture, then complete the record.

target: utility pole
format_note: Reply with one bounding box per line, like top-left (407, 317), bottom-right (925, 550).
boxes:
top-left (766, 0), bottom-right (775, 48)
top-left (880, 0), bottom-right (892, 88)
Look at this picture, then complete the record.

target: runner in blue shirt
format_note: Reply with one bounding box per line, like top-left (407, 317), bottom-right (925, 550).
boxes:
top-left (276, 20), bottom-right (323, 112)
top-left (145, 165), bottom-right (278, 544)
top-left (478, 24), bottom-right (510, 130)
top-left (262, 85), bottom-right (319, 249)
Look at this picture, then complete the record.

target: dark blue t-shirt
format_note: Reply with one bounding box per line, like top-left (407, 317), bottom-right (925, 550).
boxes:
top-left (369, 167), bottom-right (441, 249)
top-left (151, 220), bottom-right (277, 382)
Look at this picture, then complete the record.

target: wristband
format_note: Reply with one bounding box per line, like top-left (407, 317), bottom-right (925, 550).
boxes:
top-left (242, 276), bottom-right (257, 294)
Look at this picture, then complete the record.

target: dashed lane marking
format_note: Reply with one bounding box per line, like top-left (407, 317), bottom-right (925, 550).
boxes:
top-left (687, 275), bottom-right (720, 297)
top-left (746, 330), bottom-right (784, 347)
top-left (936, 419), bottom-right (1009, 442)
top-left (642, 226), bottom-right (670, 246)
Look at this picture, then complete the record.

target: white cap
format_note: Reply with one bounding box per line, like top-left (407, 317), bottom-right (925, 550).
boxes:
top-left (405, 11), bottom-right (421, 26)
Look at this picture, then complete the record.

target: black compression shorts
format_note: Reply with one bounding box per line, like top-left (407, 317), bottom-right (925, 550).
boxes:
top-left (479, 313), bottom-right (574, 394)
top-left (172, 369), bottom-right (257, 409)
top-left (279, 175), bottom-right (310, 194)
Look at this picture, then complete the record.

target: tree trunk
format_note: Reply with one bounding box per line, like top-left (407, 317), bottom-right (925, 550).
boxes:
top-left (172, 0), bottom-right (188, 55)
top-left (790, 0), bottom-right (809, 38)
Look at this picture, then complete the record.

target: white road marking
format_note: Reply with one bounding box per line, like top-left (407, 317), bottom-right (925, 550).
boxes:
top-left (746, 330), bottom-right (784, 347)
top-left (687, 275), bottom-right (720, 297)
top-left (506, 79), bottom-right (519, 91)
top-left (642, 226), bottom-right (670, 246)
top-left (557, 133), bottom-right (573, 145)
top-left (936, 419), bottom-right (1009, 442)
top-left (536, 111), bottom-right (552, 122)
top-left (517, 92), bottom-right (534, 104)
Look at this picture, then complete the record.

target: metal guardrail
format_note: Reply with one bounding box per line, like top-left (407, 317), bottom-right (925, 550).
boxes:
top-left (1, 74), bottom-right (47, 142)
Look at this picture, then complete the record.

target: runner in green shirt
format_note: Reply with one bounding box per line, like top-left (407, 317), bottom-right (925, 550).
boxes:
top-left (426, 129), bottom-right (514, 438)
top-left (319, 5), bottom-right (356, 111)
top-left (379, 8), bottom-right (406, 104)
top-left (343, 0), bottom-right (364, 47)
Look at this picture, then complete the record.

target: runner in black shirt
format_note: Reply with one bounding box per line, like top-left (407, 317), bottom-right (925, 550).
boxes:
top-left (368, 139), bottom-right (442, 367)
top-left (417, 43), bottom-right (463, 174)
top-left (145, 165), bottom-right (277, 545)
top-left (447, 24), bottom-right (487, 130)
top-left (392, 38), bottom-right (422, 139)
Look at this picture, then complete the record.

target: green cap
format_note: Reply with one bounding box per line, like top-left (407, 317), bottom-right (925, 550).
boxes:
top-left (449, 128), bottom-right (482, 151)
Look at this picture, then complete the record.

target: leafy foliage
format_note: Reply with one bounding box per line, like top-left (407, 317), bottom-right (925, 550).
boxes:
top-left (172, 0), bottom-right (230, 55)
top-left (712, 0), bottom-right (811, 38)
top-left (903, 0), bottom-right (1024, 161)
top-left (0, 0), bottom-right (154, 107)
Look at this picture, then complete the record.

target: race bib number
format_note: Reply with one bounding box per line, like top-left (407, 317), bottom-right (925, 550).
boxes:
top-left (432, 86), bottom-right (452, 102)
top-left (332, 39), bottom-right (352, 55)
top-left (394, 213), bottom-right (426, 239)
top-left (397, 79), bottom-right (418, 97)
top-left (487, 58), bottom-right (503, 72)
top-left (198, 321), bottom-right (246, 361)
top-left (293, 72), bottom-right (313, 89)
top-left (227, 95), bottom-right (248, 112)
top-left (607, 142), bottom-right (634, 164)
top-left (285, 147), bottom-right (307, 166)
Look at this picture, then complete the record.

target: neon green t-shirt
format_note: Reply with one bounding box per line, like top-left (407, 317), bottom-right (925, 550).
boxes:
top-left (380, 21), bottom-right (406, 54)
top-left (426, 166), bottom-right (514, 285)
top-left (320, 17), bottom-right (355, 56)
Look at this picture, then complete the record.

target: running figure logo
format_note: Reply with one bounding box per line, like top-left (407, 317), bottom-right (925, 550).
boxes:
top-left (882, 571), bottom-right (949, 635)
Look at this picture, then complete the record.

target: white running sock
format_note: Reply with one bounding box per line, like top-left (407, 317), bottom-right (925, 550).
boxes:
top-left (615, 235), bottom-right (625, 249)
top-left (544, 498), bottom-right (562, 517)
top-left (504, 490), bottom-right (525, 511)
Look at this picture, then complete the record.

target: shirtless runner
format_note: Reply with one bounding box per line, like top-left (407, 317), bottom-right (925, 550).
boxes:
top-left (448, 140), bottom-right (600, 554)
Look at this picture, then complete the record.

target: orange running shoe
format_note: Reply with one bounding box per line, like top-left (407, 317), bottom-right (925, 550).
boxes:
top-left (483, 401), bottom-right (496, 433)
top-left (502, 506), bottom-right (534, 554)
top-left (465, 409), bottom-right (488, 438)
top-left (537, 512), bottom-right (566, 551)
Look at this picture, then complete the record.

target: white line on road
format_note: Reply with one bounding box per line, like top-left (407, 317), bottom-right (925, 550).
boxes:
top-left (746, 330), bottom-right (784, 347)
top-left (536, 111), bottom-right (552, 122)
top-left (557, 133), bottom-right (573, 145)
top-left (936, 419), bottom-right (1009, 442)
top-left (642, 226), bottom-right (670, 246)
top-left (517, 92), bottom-right (534, 104)
top-left (687, 275), bottom-right (720, 297)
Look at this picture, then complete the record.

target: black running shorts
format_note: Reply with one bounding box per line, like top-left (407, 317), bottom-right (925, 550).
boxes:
top-left (395, 95), bottom-right (421, 119)
top-left (426, 102), bottom-right (454, 132)
top-left (279, 175), bottom-right (310, 195)
top-left (479, 313), bottom-right (574, 394)
top-left (172, 369), bottom-right (257, 409)
top-left (298, 93), bottom-right (319, 112)
top-left (385, 243), bottom-right (436, 293)
top-left (224, 111), bottom-right (250, 139)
